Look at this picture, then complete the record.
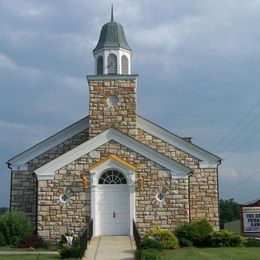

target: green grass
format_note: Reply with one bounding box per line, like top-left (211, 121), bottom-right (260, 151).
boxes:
top-left (0, 255), bottom-right (60, 260)
top-left (162, 247), bottom-right (260, 260)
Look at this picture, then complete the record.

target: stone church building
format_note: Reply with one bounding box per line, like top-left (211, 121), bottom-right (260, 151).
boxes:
top-left (7, 13), bottom-right (221, 241)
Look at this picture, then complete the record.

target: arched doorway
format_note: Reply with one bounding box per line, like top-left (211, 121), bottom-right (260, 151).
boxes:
top-left (96, 169), bottom-right (130, 235)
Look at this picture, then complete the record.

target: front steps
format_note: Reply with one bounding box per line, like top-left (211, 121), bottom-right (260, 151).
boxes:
top-left (82, 236), bottom-right (136, 260)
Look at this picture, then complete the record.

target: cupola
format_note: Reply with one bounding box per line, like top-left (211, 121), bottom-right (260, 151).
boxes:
top-left (93, 6), bottom-right (132, 75)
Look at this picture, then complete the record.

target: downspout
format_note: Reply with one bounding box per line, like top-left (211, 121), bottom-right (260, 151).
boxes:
top-left (7, 163), bottom-right (12, 210)
top-left (188, 170), bottom-right (194, 224)
top-left (32, 172), bottom-right (38, 235)
top-left (217, 159), bottom-right (222, 230)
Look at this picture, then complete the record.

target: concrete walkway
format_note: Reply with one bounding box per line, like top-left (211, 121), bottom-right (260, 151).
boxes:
top-left (83, 236), bottom-right (136, 260)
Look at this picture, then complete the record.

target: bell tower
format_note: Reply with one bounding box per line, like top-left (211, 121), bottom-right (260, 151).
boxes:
top-left (93, 6), bottom-right (132, 75)
top-left (87, 7), bottom-right (138, 138)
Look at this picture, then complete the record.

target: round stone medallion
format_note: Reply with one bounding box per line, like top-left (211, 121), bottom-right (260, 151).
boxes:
top-left (107, 96), bottom-right (119, 107)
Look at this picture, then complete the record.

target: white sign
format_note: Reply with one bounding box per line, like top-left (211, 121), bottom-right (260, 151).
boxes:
top-left (243, 207), bottom-right (260, 233)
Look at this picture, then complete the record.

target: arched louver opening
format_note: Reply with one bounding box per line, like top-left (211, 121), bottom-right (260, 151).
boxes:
top-left (98, 169), bottom-right (127, 184)
top-left (97, 56), bottom-right (103, 75)
top-left (107, 54), bottom-right (117, 74)
top-left (121, 55), bottom-right (129, 75)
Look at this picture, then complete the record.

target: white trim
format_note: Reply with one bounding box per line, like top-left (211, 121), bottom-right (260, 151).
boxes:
top-left (90, 159), bottom-right (135, 236)
top-left (137, 116), bottom-right (221, 168)
top-left (7, 116), bottom-right (89, 168)
top-left (35, 128), bottom-right (190, 180)
top-left (11, 164), bottom-right (28, 171)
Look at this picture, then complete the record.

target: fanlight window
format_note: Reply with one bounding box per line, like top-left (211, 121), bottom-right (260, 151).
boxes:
top-left (121, 55), bottom-right (129, 75)
top-left (107, 54), bottom-right (117, 74)
top-left (98, 169), bottom-right (127, 184)
top-left (97, 56), bottom-right (103, 75)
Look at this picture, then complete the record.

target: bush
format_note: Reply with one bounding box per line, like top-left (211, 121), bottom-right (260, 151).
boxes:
top-left (209, 230), bottom-right (245, 247)
top-left (59, 237), bottom-right (81, 259)
top-left (140, 238), bottom-right (163, 251)
top-left (245, 238), bottom-right (260, 247)
top-left (18, 235), bottom-right (44, 248)
top-left (175, 220), bottom-right (213, 247)
top-left (145, 229), bottom-right (179, 249)
top-left (0, 211), bottom-right (33, 247)
top-left (136, 249), bottom-right (162, 260)
top-left (42, 240), bottom-right (51, 249)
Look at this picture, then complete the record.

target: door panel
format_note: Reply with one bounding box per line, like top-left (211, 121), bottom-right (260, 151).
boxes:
top-left (97, 186), bottom-right (129, 235)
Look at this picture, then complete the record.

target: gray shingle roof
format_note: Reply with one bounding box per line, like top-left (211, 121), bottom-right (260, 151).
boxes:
top-left (93, 21), bottom-right (131, 52)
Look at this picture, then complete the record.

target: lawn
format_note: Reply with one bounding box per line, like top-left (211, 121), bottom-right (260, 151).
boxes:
top-left (0, 255), bottom-right (59, 260)
top-left (162, 247), bottom-right (260, 260)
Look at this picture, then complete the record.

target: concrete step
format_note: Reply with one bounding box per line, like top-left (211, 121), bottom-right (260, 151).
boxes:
top-left (83, 236), bottom-right (136, 260)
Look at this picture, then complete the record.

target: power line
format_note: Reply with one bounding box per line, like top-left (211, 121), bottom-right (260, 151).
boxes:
top-left (210, 101), bottom-right (260, 152)
top-left (225, 169), bottom-right (260, 193)
top-left (224, 127), bottom-right (260, 161)
top-left (218, 114), bottom-right (260, 154)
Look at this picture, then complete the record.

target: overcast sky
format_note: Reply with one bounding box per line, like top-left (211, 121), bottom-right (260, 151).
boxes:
top-left (0, 0), bottom-right (260, 207)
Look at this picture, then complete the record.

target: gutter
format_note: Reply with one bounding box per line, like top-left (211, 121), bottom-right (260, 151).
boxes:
top-left (6, 163), bottom-right (12, 210)
top-left (32, 172), bottom-right (38, 235)
top-left (216, 159), bottom-right (222, 229)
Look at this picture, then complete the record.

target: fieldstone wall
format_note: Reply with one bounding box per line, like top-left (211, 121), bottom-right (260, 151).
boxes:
top-left (11, 171), bottom-right (37, 225)
top-left (137, 128), bottom-right (219, 229)
top-left (10, 129), bottom-right (89, 227)
top-left (88, 77), bottom-right (137, 138)
top-left (37, 140), bottom-right (189, 241)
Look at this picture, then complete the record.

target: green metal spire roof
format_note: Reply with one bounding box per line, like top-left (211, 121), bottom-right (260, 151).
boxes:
top-left (93, 9), bottom-right (131, 52)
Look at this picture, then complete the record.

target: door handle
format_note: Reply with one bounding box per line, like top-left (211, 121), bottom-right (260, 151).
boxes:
top-left (113, 212), bottom-right (115, 218)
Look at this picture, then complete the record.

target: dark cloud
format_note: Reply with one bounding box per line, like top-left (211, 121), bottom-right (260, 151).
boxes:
top-left (1, 0), bottom-right (260, 206)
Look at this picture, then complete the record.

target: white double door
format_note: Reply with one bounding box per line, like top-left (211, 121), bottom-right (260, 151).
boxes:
top-left (97, 185), bottom-right (130, 235)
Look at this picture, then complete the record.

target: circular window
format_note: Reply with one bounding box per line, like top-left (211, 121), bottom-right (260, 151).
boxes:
top-left (156, 192), bottom-right (165, 202)
top-left (107, 96), bottom-right (119, 107)
top-left (60, 193), bottom-right (69, 203)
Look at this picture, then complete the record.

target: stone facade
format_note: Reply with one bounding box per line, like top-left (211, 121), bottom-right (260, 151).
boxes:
top-left (137, 128), bottom-right (219, 228)
top-left (37, 140), bottom-right (189, 240)
top-left (10, 129), bottom-right (89, 227)
top-left (11, 119), bottom-right (219, 241)
top-left (88, 77), bottom-right (137, 138)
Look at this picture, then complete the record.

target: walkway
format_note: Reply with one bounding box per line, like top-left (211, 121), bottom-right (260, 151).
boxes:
top-left (83, 236), bottom-right (136, 260)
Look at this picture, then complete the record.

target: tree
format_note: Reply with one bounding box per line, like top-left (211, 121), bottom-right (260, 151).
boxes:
top-left (219, 198), bottom-right (240, 229)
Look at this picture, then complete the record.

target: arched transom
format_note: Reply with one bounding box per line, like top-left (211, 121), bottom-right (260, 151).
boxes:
top-left (98, 169), bottom-right (127, 184)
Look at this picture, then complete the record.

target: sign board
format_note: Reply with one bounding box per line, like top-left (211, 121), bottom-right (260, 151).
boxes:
top-left (242, 207), bottom-right (260, 233)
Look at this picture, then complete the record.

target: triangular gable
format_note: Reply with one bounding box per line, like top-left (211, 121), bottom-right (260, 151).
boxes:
top-left (137, 116), bottom-right (221, 168)
top-left (7, 116), bottom-right (89, 170)
top-left (7, 114), bottom-right (220, 171)
top-left (35, 128), bottom-right (191, 180)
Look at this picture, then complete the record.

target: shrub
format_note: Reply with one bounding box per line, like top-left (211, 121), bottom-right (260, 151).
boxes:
top-left (136, 249), bottom-right (162, 260)
top-left (140, 238), bottom-right (163, 251)
top-left (209, 230), bottom-right (245, 247)
top-left (175, 220), bottom-right (213, 247)
top-left (18, 235), bottom-right (44, 248)
top-left (59, 237), bottom-right (81, 258)
top-left (245, 238), bottom-right (260, 247)
top-left (42, 240), bottom-right (51, 249)
top-left (145, 229), bottom-right (179, 249)
top-left (0, 211), bottom-right (33, 247)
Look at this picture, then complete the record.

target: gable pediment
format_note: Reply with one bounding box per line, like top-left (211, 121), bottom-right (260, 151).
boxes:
top-left (7, 115), bottom-right (220, 172)
top-left (35, 128), bottom-right (191, 180)
top-left (137, 116), bottom-right (221, 168)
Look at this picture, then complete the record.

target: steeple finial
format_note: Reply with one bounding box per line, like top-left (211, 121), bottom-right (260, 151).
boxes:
top-left (111, 4), bottom-right (114, 22)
